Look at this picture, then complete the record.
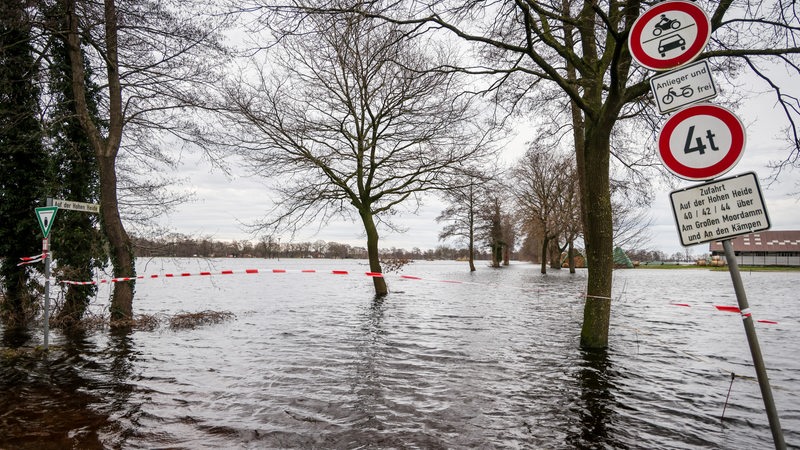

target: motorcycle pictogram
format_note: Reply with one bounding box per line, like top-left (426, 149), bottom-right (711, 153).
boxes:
top-left (652, 14), bottom-right (681, 36)
top-left (661, 85), bottom-right (695, 105)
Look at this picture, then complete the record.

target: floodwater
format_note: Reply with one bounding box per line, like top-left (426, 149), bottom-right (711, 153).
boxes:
top-left (1, 258), bottom-right (798, 449)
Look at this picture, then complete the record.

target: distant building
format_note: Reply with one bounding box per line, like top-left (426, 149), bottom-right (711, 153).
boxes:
top-left (709, 230), bottom-right (800, 266)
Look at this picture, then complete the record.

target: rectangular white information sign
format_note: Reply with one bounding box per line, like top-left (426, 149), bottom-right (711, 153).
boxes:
top-left (650, 60), bottom-right (718, 114)
top-left (52, 199), bottom-right (100, 213)
top-left (670, 172), bottom-right (770, 246)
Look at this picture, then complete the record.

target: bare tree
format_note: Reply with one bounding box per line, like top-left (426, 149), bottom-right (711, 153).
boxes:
top-left (58, 0), bottom-right (227, 320)
top-left (218, 11), bottom-right (496, 295)
top-left (558, 168), bottom-right (582, 274)
top-left (436, 171), bottom-right (491, 272)
top-left (611, 194), bottom-right (653, 251)
top-left (512, 146), bottom-right (578, 274)
top-left (332, 0), bottom-right (800, 348)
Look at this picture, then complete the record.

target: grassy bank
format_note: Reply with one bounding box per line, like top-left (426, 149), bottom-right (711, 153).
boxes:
top-left (635, 263), bottom-right (800, 272)
top-left (707, 265), bottom-right (800, 272)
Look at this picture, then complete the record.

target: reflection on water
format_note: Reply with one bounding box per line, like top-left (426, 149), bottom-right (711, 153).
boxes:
top-left (0, 325), bottom-right (110, 449)
top-left (568, 348), bottom-right (625, 449)
top-left (1, 259), bottom-right (798, 448)
top-left (2, 325), bottom-right (31, 348)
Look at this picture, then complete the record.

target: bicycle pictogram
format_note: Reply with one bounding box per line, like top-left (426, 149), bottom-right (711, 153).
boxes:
top-left (661, 85), bottom-right (694, 104)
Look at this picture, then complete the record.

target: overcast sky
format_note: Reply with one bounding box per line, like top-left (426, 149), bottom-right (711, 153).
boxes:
top-left (152, 75), bottom-right (799, 258)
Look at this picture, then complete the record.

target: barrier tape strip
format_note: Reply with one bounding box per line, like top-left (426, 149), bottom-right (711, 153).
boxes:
top-left (671, 302), bottom-right (778, 325)
top-left (16, 245), bottom-right (786, 327)
top-left (17, 253), bottom-right (46, 266)
top-left (52, 267), bottom-right (467, 287)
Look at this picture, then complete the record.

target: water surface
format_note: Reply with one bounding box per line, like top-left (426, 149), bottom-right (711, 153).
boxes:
top-left (1, 259), bottom-right (798, 448)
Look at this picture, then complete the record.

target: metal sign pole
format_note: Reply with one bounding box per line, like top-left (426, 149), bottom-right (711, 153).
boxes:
top-left (43, 197), bottom-right (53, 350)
top-left (722, 239), bottom-right (785, 449)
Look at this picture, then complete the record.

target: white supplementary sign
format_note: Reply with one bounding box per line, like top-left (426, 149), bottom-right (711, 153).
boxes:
top-left (670, 172), bottom-right (770, 246)
top-left (52, 199), bottom-right (100, 213)
top-left (650, 60), bottom-right (717, 114)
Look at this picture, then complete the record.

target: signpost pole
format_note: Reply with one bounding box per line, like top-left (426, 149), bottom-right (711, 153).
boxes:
top-left (722, 239), bottom-right (785, 449)
top-left (43, 197), bottom-right (53, 350)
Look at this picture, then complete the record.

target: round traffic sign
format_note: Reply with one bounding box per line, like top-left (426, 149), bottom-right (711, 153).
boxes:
top-left (658, 104), bottom-right (746, 181)
top-left (628, 0), bottom-right (711, 71)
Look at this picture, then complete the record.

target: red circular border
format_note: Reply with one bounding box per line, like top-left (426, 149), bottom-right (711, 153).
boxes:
top-left (629, 1), bottom-right (711, 71)
top-left (658, 104), bottom-right (746, 181)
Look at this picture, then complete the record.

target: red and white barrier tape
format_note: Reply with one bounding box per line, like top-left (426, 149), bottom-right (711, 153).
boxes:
top-left (671, 302), bottom-right (778, 325)
top-left (25, 253), bottom-right (783, 326)
top-left (17, 253), bottom-right (46, 266)
top-left (53, 268), bottom-right (466, 286)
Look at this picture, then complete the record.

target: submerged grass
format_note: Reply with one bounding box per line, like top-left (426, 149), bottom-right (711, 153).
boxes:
top-left (44, 310), bottom-right (236, 333)
top-left (168, 310), bottom-right (235, 330)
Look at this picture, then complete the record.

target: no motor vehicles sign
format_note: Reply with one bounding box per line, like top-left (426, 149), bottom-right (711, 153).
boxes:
top-left (628, 0), bottom-right (711, 71)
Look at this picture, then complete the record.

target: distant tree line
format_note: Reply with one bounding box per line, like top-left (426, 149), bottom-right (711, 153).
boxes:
top-left (132, 235), bottom-right (493, 262)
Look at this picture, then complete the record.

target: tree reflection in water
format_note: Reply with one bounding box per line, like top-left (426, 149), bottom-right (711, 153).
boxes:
top-left (352, 296), bottom-right (389, 431)
top-left (568, 348), bottom-right (628, 449)
top-left (1, 324), bottom-right (31, 348)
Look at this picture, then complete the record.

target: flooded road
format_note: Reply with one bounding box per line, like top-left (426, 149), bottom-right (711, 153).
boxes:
top-left (1, 259), bottom-right (798, 448)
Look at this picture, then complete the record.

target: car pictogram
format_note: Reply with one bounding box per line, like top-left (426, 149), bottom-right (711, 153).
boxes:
top-left (658, 34), bottom-right (686, 57)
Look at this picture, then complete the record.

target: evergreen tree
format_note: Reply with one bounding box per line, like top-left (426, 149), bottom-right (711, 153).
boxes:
top-left (0, 0), bottom-right (49, 324)
top-left (613, 247), bottom-right (634, 269)
top-left (45, 6), bottom-right (106, 325)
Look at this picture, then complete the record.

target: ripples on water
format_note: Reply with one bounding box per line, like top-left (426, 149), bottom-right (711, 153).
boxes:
top-left (1, 259), bottom-right (798, 449)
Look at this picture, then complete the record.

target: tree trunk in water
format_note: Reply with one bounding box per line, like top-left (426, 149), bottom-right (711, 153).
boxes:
top-left (549, 241), bottom-right (561, 270)
top-left (97, 155), bottom-right (135, 320)
top-left (491, 243), bottom-right (502, 268)
top-left (568, 239), bottom-right (576, 274)
top-left (578, 121), bottom-right (614, 349)
top-left (468, 192), bottom-right (476, 272)
top-left (360, 209), bottom-right (387, 295)
top-left (540, 236), bottom-right (548, 274)
top-left (63, 0), bottom-right (133, 321)
top-left (468, 233), bottom-right (476, 272)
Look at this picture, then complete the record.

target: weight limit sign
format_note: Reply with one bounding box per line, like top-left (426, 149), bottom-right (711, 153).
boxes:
top-left (658, 103), bottom-right (746, 181)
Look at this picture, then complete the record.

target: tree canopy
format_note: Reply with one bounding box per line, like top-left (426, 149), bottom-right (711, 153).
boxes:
top-left (217, 10), bottom-right (498, 294)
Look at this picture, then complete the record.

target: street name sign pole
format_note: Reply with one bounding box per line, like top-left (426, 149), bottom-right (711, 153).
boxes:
top-left (35, 199), bottom-right (58, 349)
top-left (668, 174), bottom-right (783, 449)
top-left (35, 198), bottom-right (100, 350)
